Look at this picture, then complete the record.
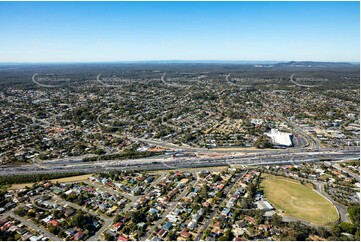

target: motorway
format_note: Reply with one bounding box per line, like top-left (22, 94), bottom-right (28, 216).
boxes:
top-left (2, 73), bottom-right (360, 176)
top-left (161, 73), bottom-right (180, 87)
top-left (96, 73), bottom-right (124, 88)
top-left (225, 73), bottom-right (237, 86)
top-left (225, 73), bottom-right (250, 88)
top-left (290, 73), bottom-right (320, 88)
top-left (0, 146), bottom-right (359, 176)
top-left (255, 95), bottom-right (321, 150)
top-left (32, 73), bottom-right (63, 88)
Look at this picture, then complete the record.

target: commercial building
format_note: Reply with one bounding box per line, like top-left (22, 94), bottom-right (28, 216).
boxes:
top-left (265, 129), bottom-right (293, 147)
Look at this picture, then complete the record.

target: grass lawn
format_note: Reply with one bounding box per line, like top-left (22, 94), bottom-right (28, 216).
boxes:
top-left (10, 174), bottom-right (93, 190)
top-left (261, 174), bottom-right (339, 226)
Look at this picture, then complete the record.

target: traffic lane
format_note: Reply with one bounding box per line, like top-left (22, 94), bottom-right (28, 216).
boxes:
top-left (1, 151), bottom-right (359, 176)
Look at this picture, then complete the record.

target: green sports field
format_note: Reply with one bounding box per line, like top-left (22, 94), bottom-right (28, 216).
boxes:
top-left (261, 174), bottom-right (339, 226)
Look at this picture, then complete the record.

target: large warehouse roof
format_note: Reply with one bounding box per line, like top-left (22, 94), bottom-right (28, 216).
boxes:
top-left (265, 129), bottom-right (293, 147)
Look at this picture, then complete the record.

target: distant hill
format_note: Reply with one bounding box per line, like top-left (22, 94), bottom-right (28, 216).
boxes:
top-left (0, 60), bottom-right (358, 67)
top-left (275, 61), bottom-right (356, 68)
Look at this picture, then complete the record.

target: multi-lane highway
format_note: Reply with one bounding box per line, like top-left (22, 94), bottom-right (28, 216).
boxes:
top-left (1, 146), bottom-right (359, 176)
top-left (32, 73), bottom-right (63, 88)
top-left (2, 73), bottom-right (359, 177)
top-left (290, 73), bottom-right (320, 88)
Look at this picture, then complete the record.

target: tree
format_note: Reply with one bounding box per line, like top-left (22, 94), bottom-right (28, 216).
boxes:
top-left (247, 183), bottom-right (257, 198)
top-left (338, 222), bottom-right (356, 234)
top-left (218, 235), bottom-right (229, 241)
top-left (204, 229), bottom-right (211, 238)
top-left (271, 214), bottom-right (283, 227)
top-left (317, 227), bottom-right (331, 239)
top-left (213, 174), bottom-right (222, 183)
top-left (348, 205), bottom-right (360, 225)
top-left (255, 210), bottom-right (265, 224)
top-left (129, 210), bottom-right (145, 223)
top-left (255, 135), bottom-right (273, 148)
top-left (48, 225), bottom-right (60, 235)
top-left (14, 207), bottom-right (27, 217)
top-left (330, 224), bottom-right (342, 237)
top-left (27, 210), bottom-right (35, 218)
top-left (232, 210), bottom-right (240, 220)
top-left (248, 227), bottom-right (255, 236)
top-left (58, 230), bottom-right (65, 238)
top-left (167, 230), bottom-right (176, 240)
top-left (216, 191), bottom-right (225, 199)
top-left (199, 184), bottom-right (209, 198)
top-left (103, 232), bottom-right (113, 241)
top-left (69, 211), bottom-right (92, 228)
top-left (113, 214), bottom-right (121, 223)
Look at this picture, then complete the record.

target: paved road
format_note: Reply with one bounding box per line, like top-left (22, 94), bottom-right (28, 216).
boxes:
top-left (32, 73), bottom-right (62, 88)
top-left (290, 73), bottom-right (320, 88)
top-left (28, 196), bottom-right (52, 212)
top-left (195, 171), bottom-right (246, 240)
top-left (255, 95), bottom-right (321, 149)
top-left (3, 210), bottom-right (62, 241)
top-left (54, 195), bottom-right (109, 219)
top-left (130, 135), bottom-right (283, 153)
top-left (314, 182), bottom-right (351, 223)
top-left (144, 172), bottom-right (167, 194)
top-left (332, 163), bottom-right (360, 182)
top-left (282, 174), bottom-right (351, 224)
top-left (88, 218), bottom-right (113, 241)
top-left (1, 147), bottom-right (358, 176)
top-left (225, 73), bottom-right (236, 86)
top-left (160, 73), bottom-right (176, 87)
top-left (89, 180), bottom-right (138, 203)
top-left (96, 73), bottom-right (124, 88)
top-left (225, 73), bottom-right (250, 88)
top-left (53, 195), bottom-right (113, 241)
top-left (160, 73), bottom-right (187, 88)
top-left (142, 173), bottom-right (198, 240)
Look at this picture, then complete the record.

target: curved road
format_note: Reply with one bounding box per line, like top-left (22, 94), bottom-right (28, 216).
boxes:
top-left (32, 73), bottom-right (63, 88)
top-left (290, 73), bottom-right (320, 88)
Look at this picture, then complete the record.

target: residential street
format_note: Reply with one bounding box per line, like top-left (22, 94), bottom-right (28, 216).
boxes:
top-left (53, 195), bottom-right (113, 241)
top-left (88, 180), bottom-right (138, 203)
top-left (314, 182), bottom-right (351, 223)
top-left (142, 173), bottom-right (198, 240)
top-left (195, 171), bottom-right (246, 240)
top-left (3, 210), bottom-right (62, 241)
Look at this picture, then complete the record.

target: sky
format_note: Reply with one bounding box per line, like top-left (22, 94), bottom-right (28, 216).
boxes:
top-left (0, 1), bottom-right (359, 63)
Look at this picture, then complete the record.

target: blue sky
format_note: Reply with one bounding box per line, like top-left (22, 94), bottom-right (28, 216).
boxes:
top-left (0, 1), bottom-right (359, 62)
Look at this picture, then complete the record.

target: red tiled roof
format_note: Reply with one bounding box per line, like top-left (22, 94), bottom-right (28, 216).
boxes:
top-left (114, 222), bottom-right (123, 229)
top-left (244, 216), bottom-right (256, 224)
top-left (49, 220), bottom-right (59, 227)
top-left (180, 228), bottom-right (191, 238)
top-left (73, 231), bottom-right (84, 241)
top-left (117, 236), bottom-right (128, 241)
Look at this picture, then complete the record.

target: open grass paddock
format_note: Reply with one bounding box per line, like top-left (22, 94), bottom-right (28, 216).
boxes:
top-left (10, 174), bottom-right (93, 190)
top-left (261, 174), bottom-right (339, 226)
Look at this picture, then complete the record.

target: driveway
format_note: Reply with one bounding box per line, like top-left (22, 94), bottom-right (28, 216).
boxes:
top-left (142, 173), bottom-right (198, 240)
top-left (3, 209), bottom-right (62, 241)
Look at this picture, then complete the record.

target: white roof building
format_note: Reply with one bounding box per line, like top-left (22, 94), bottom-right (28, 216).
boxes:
top-left (255, 200), bottom-right (274, 211)
top-left (265, 129), bottom-right (293, 147)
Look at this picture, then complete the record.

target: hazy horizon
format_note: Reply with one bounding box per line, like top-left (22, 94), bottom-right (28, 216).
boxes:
top-left (0, 60), bottom-right (359, 65)
top-left (0, 1), bottom-right (359, 62)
